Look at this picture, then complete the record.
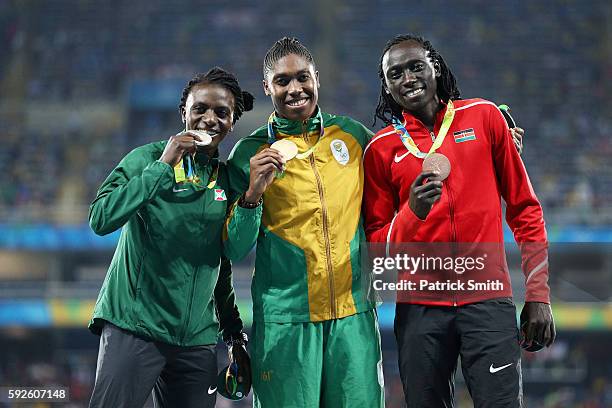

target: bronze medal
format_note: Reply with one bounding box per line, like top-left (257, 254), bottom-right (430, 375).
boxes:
top-left (422, 153), bottom-right (451, 181)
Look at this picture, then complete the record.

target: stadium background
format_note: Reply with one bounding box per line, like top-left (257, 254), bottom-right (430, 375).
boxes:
top-left (1, 0), bottom-right (611, 406)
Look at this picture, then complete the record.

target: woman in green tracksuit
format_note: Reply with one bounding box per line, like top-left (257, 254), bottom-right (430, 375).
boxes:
top-left (223, 38), bottom-right (385, 408)
top-left (87, 68), bottom-right (259, 408)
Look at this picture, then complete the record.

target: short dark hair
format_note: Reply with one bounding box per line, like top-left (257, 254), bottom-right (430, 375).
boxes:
top-left (374, 34), bottom-right (461, 127)
top-left (179, 67), bottom-right (254, 124)
top-left (263, 37), bottom-right (316, 79)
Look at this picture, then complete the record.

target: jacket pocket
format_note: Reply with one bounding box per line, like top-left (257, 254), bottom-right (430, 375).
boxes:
top-left (131, 252), bottom-right (146, 323)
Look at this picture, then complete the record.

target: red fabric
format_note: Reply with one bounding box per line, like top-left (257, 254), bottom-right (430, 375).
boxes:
top-left (363, 99), bottom-right (550, 305)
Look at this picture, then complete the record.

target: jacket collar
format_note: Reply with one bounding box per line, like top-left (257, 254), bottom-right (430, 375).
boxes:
top-left (268, 106), bottom-right (324, 140)
top-left (195, 149), bottom-right (219, 167)
top-left (401, 100), bottom-right (448, 133)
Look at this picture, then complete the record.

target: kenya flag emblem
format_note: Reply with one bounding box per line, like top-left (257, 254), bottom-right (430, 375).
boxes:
top-left (453, 128), bottom-right (477, 143)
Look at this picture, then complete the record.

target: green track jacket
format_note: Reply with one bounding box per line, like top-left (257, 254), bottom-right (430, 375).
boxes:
top-left (224, 110), bottom-right (377, 323)
top-left (88, 141), bottom-right (260, 346)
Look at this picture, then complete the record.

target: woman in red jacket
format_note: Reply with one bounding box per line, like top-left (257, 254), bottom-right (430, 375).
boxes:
top-left (363, 34), bottom-right (555, 408)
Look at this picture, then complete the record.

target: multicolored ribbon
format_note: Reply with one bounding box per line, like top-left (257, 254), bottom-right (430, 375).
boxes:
top-left (267, 109), bottom-right (325, 159)
top-left (392, 100), bottom-right (456, 159)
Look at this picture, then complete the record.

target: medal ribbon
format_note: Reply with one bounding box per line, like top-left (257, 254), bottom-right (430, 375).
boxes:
top-left (174, 158), bottom-right (218, 188)
top-left (174, 123), bottom-right (220, 188)
top-left (267, 109), bottom-right (325, 159)
top-left (174, 157), bottom-right (198, 183)
top-left (173, 144), bottom-right (219, 189)
top-left (392, 100), bottom-right (455, 159)
top-left (206, 159), bottom-right (219, 189)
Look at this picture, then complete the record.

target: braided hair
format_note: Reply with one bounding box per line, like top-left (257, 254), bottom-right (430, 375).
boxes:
top-left (374, 34), bottom-right (461, 127)
top-left (179, 67), bottom-right (254, 124)
top-left (263, 37), bottom-right (316, 79)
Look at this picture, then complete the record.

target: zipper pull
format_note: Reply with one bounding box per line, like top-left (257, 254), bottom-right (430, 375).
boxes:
top-left (430, 132), bottom-right (436, 142)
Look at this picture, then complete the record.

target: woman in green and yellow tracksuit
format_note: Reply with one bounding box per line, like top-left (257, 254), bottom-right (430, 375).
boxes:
top-left (223, 38), bottom-right (384, 408)
top-left (87, 68), bottom-right (258, 408)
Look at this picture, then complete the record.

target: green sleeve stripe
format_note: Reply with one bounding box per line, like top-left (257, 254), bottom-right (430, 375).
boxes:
top-left (325, 114), bottom-right (374, 149)
top-left (227, 127), bottom-right (268, 201)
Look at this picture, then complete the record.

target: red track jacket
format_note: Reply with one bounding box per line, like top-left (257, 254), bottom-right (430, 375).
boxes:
top-left (363, 99), bottom-right (550, 305)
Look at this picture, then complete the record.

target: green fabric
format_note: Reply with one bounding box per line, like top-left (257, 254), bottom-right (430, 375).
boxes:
top-left (223, 203), bottom-right (262, 262)
top-left (252, 227), bottom-right (311, 321)
top-left (250, 310), bottom-right (385, 408)
top-left (222, 126), bottom-right (264, 264)
top-left (328, 114), bottom-right (372, 149)
top-left (226, 110), bottom-right (376, 323)
top-left (268, 106), bottom-right (325, 137)
top-left (88, 141), bottom-right (249, 346)
top-left (264, 107), bottom-right (372, 145)
top-left (350, 219), bottom-right (368, 306)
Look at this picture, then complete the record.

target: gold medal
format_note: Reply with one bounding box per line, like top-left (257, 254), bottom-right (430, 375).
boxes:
top-left (270, 139), bottom-right (298, 161)
top-left (270, 140), bottom-right (296, 179)
top-left (422, 153), bottom-right (451, 181)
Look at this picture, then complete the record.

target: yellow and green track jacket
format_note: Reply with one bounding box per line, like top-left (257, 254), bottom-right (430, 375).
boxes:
top-left (225, 109), bottom-right (376, 323)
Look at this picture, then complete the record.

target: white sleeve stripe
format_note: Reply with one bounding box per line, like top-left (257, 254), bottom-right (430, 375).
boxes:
top-left (385, 212), bottom-right (398, 257)
top-left (377, 129), bottom-right (398, 137)
top-left (454, 100), bottom-right (498, 111)
top-left (456, 101), bottom-right (510, 131)
top-left (525, 257), bottom-right (548, 284)
top-left (363, 130), bottom-right (396, 157)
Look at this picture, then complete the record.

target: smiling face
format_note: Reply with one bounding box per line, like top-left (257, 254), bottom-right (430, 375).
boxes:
top-left (382, 40), bottom-right (441, 116)
top-left (263, 53), bottom-right (319, 122)
top-left (181, 83), bottom-right (235, 153)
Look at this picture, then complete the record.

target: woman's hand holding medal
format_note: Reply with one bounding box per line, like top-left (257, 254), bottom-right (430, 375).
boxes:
top-left (409, 171), bottom-right (444, 220)
top-left (244, 148), bottom-right (285, 203)
top-left (160, 130), bottom-right (212, 167)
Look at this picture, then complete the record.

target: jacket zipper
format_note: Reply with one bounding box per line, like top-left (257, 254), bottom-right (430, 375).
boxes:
top-left (304, 120), bottom-right (337, 319)
top-left (430, 126), bottom-right (458, 307)
top-left (428, 129), bottom-right (457, 307)
top-left (181, 177), bottom-right (210, 343)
